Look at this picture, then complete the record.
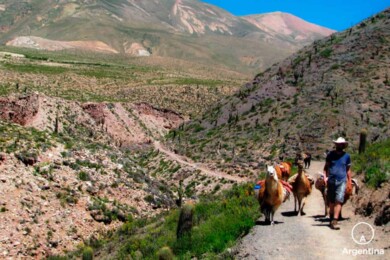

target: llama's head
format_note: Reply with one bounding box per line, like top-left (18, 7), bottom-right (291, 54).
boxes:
top-left (296, 159), bottom-right (304, 169)
top-left (267, 165), bottom-right (278, 182)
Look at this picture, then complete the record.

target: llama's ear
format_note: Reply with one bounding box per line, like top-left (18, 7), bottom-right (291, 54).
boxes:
top-left (273, 162), bottom-right (278, 166)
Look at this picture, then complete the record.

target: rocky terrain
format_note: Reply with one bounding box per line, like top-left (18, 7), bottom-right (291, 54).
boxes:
top-left (0, 3), bottom-right (388, 259)
top-left (0, 0), bottom-right (334, 73)
top-left (0, 48), bottom-right (245, 117)
top-left (0, 93), bottom-right (238, 258)
top-left (169, 8), bottom-right (390, 175)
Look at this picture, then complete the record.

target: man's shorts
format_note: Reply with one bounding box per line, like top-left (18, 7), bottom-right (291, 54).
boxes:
top-left (327, 179), bottom-right (346, 203)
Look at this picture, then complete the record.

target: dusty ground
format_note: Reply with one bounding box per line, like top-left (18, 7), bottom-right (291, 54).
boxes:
top-left (235, 161), bottom-right (389, 260)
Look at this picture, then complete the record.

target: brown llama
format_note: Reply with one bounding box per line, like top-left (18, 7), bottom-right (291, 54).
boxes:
top-left (274, 162), bottom-right (292, 181)
top-left (290, 160), bottom-right (312, 215)
top-left (257, 165), bottom-right (291, 225)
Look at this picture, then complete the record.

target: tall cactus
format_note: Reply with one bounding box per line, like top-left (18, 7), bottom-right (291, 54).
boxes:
top-left (359, 129), bottom-right (367, 154)
top-left (177, 203), bottom-right (194, 239)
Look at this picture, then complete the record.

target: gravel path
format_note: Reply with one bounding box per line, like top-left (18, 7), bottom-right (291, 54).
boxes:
top-left (154, 141), bottom-right (247, 183)
top-left (235, 161), bottom-right (388, 260)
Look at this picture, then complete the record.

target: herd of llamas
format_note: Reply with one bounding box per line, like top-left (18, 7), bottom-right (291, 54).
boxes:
top-left (256, 153), bottom-right (359, 225)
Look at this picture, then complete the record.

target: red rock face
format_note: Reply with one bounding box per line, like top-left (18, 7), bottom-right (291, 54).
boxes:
top-left (133, 102), bottom-right (184, 130)
top-left (0, 95), bottom-right (39, 125)
top-left (81, 103), bottom-right (106, 125)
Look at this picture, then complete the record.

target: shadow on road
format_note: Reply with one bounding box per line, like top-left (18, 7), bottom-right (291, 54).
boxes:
top-left (311, 215), bottom-right (350, 222)
top-left (281, 211), bottom-right (298, 217)
top-left (312, 223), bottom-right (331, 228)
top-left (255, 220), bottom-right (285, 226)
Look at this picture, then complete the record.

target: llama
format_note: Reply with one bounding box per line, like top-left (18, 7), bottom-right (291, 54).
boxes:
top-left (257, 165), bottom-right (291, 225)
top-left (274, 162), bottom-right (292, 181)
top-left (303, 153), bottom-right (311, 169)
top-left (315, 173), bottom-right (359, 217)
top-left (290, 160), bottom-right (312, 215)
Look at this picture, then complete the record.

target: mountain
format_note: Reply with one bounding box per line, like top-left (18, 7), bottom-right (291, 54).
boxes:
top-left (167, 8), bottom-right (390, 174)
top-left (243, 12), bottom-right (335, 45)
top-left (0, 0), bottom-right (334, 73)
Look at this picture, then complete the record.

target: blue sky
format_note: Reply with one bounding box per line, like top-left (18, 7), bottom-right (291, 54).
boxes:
top-left (200, 0), bottom-right (390, 31)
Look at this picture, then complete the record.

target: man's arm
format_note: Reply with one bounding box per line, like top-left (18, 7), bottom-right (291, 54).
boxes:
top-left (346, 165), bottom-right (351, 179)
top-left (346, 154), bottom-right (352, 179)
top-left (324, 161), bottom-right (330, 178)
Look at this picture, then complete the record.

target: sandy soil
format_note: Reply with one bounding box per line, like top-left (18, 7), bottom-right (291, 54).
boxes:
top-left (235, 161), bottom-right (389, 259)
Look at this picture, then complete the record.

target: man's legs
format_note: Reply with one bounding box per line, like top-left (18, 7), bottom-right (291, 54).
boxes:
top-left (329, 202), bottom-right (334, 220)
top-left (333, 202), bottom-right (342, 220)
top-left (329, 180), bottom-right (346, 230)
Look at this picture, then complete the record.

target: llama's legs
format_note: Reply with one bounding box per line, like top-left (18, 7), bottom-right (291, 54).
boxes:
top-left (265, 209), bottom-right (270, 224)
top-left (300, 197), bottom-right (306, 215)
top-left (298, 198), bottom-right (302, 216)
top-left (294, 195), bottom-right (297, 213)
top-left (324, 199), bottom-right (328, 216)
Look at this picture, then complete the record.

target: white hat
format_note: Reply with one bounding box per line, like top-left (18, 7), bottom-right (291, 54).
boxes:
top-left (333, 137), bottom-right (348, 144)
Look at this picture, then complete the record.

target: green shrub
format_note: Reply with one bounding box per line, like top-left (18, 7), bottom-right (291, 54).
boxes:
top-left (174, 184), bottom-right (259, 257)
top-left (107, 184), bottom-right (259, 259)
top-left (352, 139), bottom-right (390, 188)
top-left (320, 48), bottom-right (332, 58)
top-left (78, 171), bottom-right (90, 181)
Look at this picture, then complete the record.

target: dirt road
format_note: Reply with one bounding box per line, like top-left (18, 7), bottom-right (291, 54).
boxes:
top-left (235, 161), bottom-right (388, 260)
top-left (153, 141), bottom-right (247, 183)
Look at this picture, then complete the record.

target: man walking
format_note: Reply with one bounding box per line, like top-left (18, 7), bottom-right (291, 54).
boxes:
top-left (324, 137), bottom-right (351, 230)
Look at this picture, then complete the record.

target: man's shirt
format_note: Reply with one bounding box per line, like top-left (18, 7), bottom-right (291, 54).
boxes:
top-left (326, 151), bottom-right (351, 181)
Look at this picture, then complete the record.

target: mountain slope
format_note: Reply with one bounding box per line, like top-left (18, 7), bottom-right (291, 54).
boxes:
top-left (0, 93), bottom-right (240, 258)
top-left (243, 12), bottom-right (335, 45)
top-left (0, 0), bottom-right (334, 72)
top-left (167, 8), bottom-right (390, 175)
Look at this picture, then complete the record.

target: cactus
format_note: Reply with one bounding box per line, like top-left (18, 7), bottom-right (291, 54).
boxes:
top-left (157, 246), bottom-right (174, 260)
top-left (177, 203), bottom-right (194, 239)
top-left (82, 246), bottom-right (94, 260)
top-left (176, 180), bottom-right (183, 207)
top-left (359, 129), bottom-right (367, 154)
top-left (54, 114), bottom-right (59, 134)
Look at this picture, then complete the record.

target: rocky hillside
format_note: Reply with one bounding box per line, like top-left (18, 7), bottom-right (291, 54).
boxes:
top-left (0, 93), bottom-right (237, 258)
top-left (167, 8), bottom-right (390, 175)
top-left (0, 0), bottom-right (334, 72)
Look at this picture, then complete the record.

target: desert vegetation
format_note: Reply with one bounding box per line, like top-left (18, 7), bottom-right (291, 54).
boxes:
top-left (0, 46), bottom-right (246, 118)
top-left (352, 138), bottom-right (390, 188)
top-left (51, 184), bottom-right (260, 259)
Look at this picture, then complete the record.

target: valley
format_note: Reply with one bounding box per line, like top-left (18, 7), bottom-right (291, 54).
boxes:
top-left (0, 1), bottom-right (389, 259)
